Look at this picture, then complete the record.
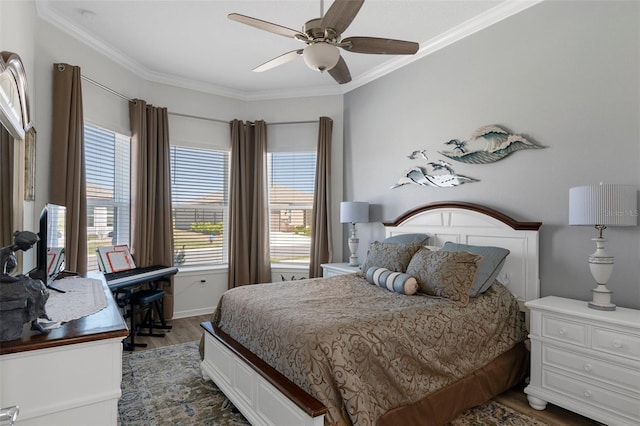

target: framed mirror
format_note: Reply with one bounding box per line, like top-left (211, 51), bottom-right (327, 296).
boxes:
top-left (0, 51), bottom-right (31, 140)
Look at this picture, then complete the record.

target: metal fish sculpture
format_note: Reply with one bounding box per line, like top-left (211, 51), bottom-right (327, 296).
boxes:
top-left (391, 164), bottom-right (478, 189)
top-left (439, 125), bottom-right (544, 164)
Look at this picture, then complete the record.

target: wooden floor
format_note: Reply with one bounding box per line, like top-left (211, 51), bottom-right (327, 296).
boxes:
top-left (131, 315), bottom-right (601, 426)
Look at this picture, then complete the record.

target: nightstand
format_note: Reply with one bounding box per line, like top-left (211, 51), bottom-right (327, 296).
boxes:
top-left (320, 262), bottom-right (360, 277)
top-left (524, 296), bottom-right (640, 426)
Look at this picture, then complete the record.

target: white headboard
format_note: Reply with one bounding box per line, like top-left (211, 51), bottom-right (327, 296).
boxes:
top-left (384, 202), bottom-right (541, 304)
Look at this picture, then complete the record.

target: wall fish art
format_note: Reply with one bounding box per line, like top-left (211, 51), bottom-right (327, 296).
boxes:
top-left (439, 125), bottom-right (544, 164)
top-left (391, 160), bottom-right (478, 189)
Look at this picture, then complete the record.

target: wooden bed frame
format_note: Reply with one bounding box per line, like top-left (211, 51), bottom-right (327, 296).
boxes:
top-left (201, 201), bottom-right (541, 426)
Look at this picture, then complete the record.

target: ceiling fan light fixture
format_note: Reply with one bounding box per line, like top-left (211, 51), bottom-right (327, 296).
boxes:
top-left (303, 42), bottom-right (340, 72)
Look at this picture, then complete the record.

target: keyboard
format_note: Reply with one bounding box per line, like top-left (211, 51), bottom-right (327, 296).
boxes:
top-left (105, 265), bottom-right (178, 291)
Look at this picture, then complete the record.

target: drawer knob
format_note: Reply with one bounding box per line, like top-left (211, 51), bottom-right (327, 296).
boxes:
top-left (583, 364), bottom-right (592, 372)
top-left (612, 340), bottom-right (622, 348)
top-left (558, 328), bottom-right (567, 335)
top-left (583, 390), bottom-right (593, 398)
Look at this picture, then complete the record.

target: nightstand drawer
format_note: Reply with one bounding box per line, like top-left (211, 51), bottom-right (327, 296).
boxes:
top-left (592, 327), bottom-right (640, 361)
top-left (543, 370), bottom-right (639, 420)
top-left (543, 345), bottom-right (640, 392)
top-left (542, 316), bottom-right (587, 346)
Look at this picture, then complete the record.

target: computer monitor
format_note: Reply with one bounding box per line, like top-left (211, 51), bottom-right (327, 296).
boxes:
top-left (30, 203), bottom-right (66, 287)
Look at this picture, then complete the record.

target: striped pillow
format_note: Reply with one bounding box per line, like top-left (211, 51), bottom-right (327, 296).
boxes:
top-left (365, 267), bottom-right (419, 295)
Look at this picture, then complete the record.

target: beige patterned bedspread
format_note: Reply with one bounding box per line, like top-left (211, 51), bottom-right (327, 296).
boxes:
top-left (213, 273), bottom-right (526, 426)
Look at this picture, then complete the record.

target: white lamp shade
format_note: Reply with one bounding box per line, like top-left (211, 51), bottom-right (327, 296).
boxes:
top-left (569, 184), bottom-right (637, 226)
top-left (303, 42), bottom-right (340, 72)
top-left (340, 201), bottom-right (369, 224)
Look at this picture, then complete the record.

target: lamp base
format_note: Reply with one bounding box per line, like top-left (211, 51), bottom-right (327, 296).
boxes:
top-left (347, 223), bottom-right (360, 267)
top-left (588, 284), bottom-right (616, 311)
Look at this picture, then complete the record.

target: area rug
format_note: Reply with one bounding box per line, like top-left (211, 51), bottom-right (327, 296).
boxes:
top-left (119, 341), bottom-right (548, 426)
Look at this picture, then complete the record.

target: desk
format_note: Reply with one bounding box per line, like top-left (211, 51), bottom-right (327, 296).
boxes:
top-left (0, 274), bottom-right (128, 425)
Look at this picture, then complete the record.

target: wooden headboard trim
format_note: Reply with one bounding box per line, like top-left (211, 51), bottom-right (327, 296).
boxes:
top-left (383, 201), bottom-right (542, 231)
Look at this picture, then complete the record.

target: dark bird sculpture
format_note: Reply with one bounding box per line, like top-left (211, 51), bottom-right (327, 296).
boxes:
top-left (427, 160), bottom-right (455, 174)
top-left (444, 139), bottom-right (467, 153)
top-left (407, 150), bottom-right (428, 161)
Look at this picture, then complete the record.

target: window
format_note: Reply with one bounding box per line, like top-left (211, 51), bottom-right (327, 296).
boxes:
top-left (170, 146), bottom-right (229, 267)
top-left (84, 124), bottom-right (131, 271)
top-left (267, 151), bottom-right (316, 264)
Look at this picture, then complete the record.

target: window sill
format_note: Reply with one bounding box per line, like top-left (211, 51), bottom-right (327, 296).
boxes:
top-left (175, 264), bottom-right (228, 275)
top-left (174, 263), bottom-right (309, 274)
top-left (271, 264), bottom-right (309, 271)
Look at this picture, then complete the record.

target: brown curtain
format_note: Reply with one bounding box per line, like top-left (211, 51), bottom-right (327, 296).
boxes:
top-left (0, 126), bottom-right (14, 247)
top-left (228, 119), bottom-right (271, 288)
top-left (129, 99), bottom-right (175, 318)
top-left (51, 63), bottom-right (87, 273)
top-left (309, 117), bottom-right (333, 278)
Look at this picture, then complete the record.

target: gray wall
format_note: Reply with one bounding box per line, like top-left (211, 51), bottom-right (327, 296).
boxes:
top-left (343, 1), bottom-right (640, 309)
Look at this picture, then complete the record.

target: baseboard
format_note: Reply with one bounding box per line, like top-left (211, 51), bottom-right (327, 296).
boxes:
top-left (172, 307), bottom-right (215, 319)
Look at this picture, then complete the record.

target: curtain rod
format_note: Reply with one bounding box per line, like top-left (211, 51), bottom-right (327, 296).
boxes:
top-left (169, 111), bottom-right (228, 124)
top-left (81, 75), bottom-right (319, 126)
top-left (81, 74), bottom-right (133, 102)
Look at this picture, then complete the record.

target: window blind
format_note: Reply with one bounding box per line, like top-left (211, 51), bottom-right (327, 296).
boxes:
top-left (170, 145), bottom-right (229, 267)
top-left (267, 151), bottom-right (317, 264)
top-left (84, 124), bottom-right (131, 271)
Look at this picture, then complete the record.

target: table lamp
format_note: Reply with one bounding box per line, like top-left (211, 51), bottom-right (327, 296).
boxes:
top-left (340, 201), bottom-right (369, 266)
top-left (569, 183), bottom-right (637, 310)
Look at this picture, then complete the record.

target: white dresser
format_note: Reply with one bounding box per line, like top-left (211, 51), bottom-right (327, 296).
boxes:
top-left (320, 262), bottom-right (360, 277)
top-left (0, 276), bottom-right (128, 425)
top-left (524, 296), bottom-right (640, 426)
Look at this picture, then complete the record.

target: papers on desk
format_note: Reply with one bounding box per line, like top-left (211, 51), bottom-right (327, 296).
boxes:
top-left (37, 317), bottom-right (62, 330)
top-left (96, 245), bottom-right (136, 273)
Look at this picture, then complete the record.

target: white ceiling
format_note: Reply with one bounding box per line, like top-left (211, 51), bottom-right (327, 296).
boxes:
top-left (36, 0), bottom-right (541, 101)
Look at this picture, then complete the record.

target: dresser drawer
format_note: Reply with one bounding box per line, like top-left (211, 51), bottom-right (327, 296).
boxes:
top-left (542, 316), bottom-right (587, 346)
top-left (543, 345), bottom-right (640, 393)
top-left (543, 370), bottom-right (640, 421)
top-left (592, 327), bottom-right (640, 361)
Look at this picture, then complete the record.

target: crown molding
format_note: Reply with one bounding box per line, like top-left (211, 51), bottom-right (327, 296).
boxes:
top-left (36, 0), bottom-right (543, 101)
top-left (35, 0), bottom-right (248, 99)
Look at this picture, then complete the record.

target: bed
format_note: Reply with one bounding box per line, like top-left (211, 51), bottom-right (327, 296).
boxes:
top-left (201, 201), bottom-right (541, 426)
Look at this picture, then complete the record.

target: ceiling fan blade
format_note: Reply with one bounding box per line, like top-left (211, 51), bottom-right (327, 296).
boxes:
top-left (253, 49), bottom-right (304, 72)
top-left (328, 56), bottom-right (351, 84)
top-left (342, 36), bottom-right (419, 55)
top-left (228, 13), bottom-right (305, 39)
top-left (321, 0), bottom-right (364, 35)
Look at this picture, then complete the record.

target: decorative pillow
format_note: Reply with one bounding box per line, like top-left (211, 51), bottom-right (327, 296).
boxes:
top-left (365, 267), bottom-right (419, 295)
top-left (441, 242), bottom-right (510, 297)
top-left (382, 233), bottom-right (430, 245)
top-left (405, 248), bottom-right (482, 305)
top-left (359, 241), bottom-right (423, 273)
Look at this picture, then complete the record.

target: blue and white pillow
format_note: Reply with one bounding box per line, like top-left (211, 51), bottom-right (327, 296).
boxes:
top-left (382, 233), bottom-right (430, 245)
top-left (366, 266), bottom-right (418, 295)
top-left (440, 242), bottom-right (510, 297)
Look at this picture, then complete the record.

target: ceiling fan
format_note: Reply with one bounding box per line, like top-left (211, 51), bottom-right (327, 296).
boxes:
top-left (228, 0), bottom-right (419, 84)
